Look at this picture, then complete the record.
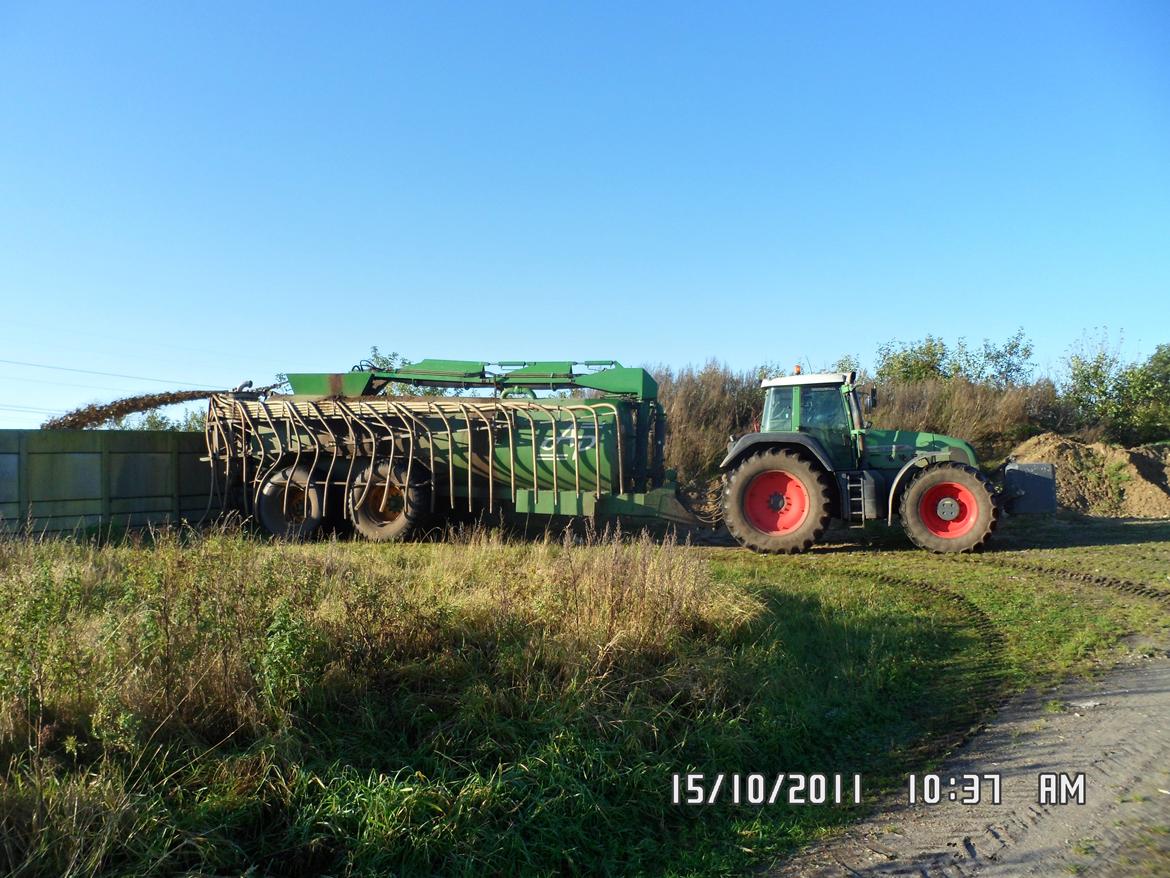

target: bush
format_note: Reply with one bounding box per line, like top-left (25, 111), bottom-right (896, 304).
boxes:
top-left (1062, 336), bottom-right (1170, 445)
top-left (875, 329), bottom-right (1034, 388)
top-left (1115, 344), bottom-right (1170, 445)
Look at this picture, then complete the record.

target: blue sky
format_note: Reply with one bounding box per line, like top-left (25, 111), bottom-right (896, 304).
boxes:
top-left (1, 1), bottom-right (1168, 426)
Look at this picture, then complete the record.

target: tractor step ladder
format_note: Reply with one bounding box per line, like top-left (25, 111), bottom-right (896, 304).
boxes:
top-left (846, 472), bottom-right (866, 525)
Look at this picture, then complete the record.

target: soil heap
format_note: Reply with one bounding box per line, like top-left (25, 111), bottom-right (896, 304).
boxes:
top-left (1011, 432), bottom-right (1170, 518)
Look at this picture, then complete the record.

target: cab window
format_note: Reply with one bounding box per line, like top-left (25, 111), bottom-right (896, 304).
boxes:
top-left (799, 386), bottom-right (848, 432)
top-left (762, 387), bottom-right (794, 431)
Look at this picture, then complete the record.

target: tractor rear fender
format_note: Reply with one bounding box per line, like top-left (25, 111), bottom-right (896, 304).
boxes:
top-left (885, 449), bottom-right (974, 525)
top-left (720, 433), bottom-right (836, 474)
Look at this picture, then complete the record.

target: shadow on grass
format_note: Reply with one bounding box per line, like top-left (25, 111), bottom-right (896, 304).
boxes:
top-left (167, 586), bottom-right (990, 877)
top-left (987, 514), bottom-right (1170, 550)
top-left (19, 503), bottom-right (1167, 558)
top-left (422, 506), bottom-right (1170, 556)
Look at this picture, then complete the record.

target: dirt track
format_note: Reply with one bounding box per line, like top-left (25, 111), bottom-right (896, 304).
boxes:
top-left (769, 654), bottom-right (1170, 877)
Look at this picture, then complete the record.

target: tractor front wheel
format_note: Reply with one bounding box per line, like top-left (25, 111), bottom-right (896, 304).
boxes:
top-left (899, 462), bottom-right (998, 553)
top-left (723, 449), bottom-right (832, 554)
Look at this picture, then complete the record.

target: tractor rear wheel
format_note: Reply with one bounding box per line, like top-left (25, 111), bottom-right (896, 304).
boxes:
top-left (256, 464), bottom-right (324, 539)
top-left (899, 462), bottom-right (998, 553)
top-left (349, 460), bottom-right (429, 542)
top-left (723, 449), bottom-right (832, 554)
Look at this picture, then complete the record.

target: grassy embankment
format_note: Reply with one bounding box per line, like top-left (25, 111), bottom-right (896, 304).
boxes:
top-left (1, 518), bottom-right (1167, 877)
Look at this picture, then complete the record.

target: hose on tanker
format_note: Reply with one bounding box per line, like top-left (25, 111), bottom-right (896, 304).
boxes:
top-left (676, 476), bottom-right (727, 531)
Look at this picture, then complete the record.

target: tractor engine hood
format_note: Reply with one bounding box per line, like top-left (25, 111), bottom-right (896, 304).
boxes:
top-left (862, 429), bottom-right (978, 469)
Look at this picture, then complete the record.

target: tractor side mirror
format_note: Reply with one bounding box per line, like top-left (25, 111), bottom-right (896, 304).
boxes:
top-left (866, 386), bottom-right (878, 412)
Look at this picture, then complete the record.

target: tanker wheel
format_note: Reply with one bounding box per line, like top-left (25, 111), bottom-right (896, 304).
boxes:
top-left (899, 462), bottom-right (998, 553)
top-left (256, 464), bottom-right (324, 540)
top-left (722, 449), bottom-right (831, 554)
top-left (349, 460), bottom-right (429, 542)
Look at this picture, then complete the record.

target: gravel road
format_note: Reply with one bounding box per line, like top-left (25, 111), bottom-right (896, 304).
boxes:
top-left (770, 654), bottom-right (1170, 877)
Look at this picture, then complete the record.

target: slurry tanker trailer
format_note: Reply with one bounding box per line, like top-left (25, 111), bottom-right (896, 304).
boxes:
top-left (204, 359), bottom-right (1055, 553)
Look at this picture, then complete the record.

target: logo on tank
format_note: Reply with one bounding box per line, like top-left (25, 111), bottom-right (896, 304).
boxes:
top-left (537, 424), bottom-right (598, 460)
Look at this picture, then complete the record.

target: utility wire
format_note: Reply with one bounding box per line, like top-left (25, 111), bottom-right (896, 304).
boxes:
top-left (0, 358), bottom-right (218, 389)
top-left (1, 318), bottom-right (247, 363)
top-left (0, 404), bottom-right (69, 414)
top-left (0, 374), bottom-right (133, 393)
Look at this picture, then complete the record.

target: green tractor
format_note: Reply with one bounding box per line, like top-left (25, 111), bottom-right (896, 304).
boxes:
top-left (720, 370), bottom-right (1055, 554)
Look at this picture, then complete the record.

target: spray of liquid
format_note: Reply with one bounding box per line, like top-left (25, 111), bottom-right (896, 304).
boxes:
top-left (41, 390), bottom-right (219, 430)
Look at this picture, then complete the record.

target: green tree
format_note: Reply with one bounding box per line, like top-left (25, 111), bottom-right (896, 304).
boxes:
top-left (106, 408), bottom-right (206, 431)
top-left (1059, 332), bottom-right (1170, 444)
top-left (362, 345), bottom-right (408, 372)
top-left (877, 330), bottom-right (1034, 387)
top-left (1112, 344), bottom-right (1170, 444)
top-left (875, 336), bottom-right (950, 383)
top-left (1061, 332), bottom-right (1125, 430)
top-left (971, 328), bottom-right (1035, 388)
top-left (829, 354), bottom-right (872, 384)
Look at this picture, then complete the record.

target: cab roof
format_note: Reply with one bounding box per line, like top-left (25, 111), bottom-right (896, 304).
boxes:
top-left (760, 371), bottom-right (854, 388)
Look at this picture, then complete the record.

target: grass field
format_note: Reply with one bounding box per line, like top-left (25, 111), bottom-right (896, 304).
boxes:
top-left (1, 516), bottom-right (1168, 877)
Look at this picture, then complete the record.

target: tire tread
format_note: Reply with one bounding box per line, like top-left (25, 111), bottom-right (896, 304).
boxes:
top-left (899, 462), bottom-right (998, 553)
top-left (722, 449), bottom-right (832, 554)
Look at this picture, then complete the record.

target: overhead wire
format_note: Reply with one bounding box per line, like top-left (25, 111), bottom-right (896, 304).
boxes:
top-left (0, 404), bottom-right (70, 414)
top-left (0, 358), bottom-right (218, 389)
top-left (1, 317), bottom-right (247, 363)
top-left (0, 374), bottom-right (135, 394)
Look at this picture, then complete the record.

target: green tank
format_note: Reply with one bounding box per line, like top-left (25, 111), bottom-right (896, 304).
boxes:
top-left (205, 360), bottom-right (693, 541)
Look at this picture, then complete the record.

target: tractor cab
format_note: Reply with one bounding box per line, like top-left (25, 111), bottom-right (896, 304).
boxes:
top-left (760, 371), bottom-right (863, 470)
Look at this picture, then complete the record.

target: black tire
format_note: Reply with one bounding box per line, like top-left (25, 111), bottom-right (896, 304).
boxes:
top-left (256, 464), bottom-right (324, 539)
top-left (349, 460), bottom-right (429, 542)
top-left (899, 462), bottom-right (998, 553)
top-left (722, 449), bottom-right (832, 554)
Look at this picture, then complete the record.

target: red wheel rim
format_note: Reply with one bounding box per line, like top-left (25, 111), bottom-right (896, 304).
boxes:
top-left (744, 470), bottom-right (809, 534)
top-left (918, 482), bottom-right (979, 538)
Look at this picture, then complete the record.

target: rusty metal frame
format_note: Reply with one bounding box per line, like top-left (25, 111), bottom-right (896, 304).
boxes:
top-left (205, 394), bottom-right (634, 529)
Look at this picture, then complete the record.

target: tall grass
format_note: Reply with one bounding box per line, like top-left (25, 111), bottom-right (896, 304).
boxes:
top-left (651, 362), bottom-right (1075, 477)
top-left (651, 361), bottom-right (763, 483)
top-left (0, 526), bottom-right (762, 876)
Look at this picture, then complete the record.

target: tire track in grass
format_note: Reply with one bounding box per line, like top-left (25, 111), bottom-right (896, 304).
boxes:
top-left (796, 557), bottom-right (1012, 759)
top-left (960, 556), bottom-right (1170, 610)
top-left (1012, 547), bottom-right (1170, 585)
top-left (765, 558), bottom-right (1014, 878)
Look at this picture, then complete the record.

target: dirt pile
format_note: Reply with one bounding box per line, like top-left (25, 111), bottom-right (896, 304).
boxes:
top-left (1011, 432), bottom-right (1170, 518)
top-left (41, 390), bottom-right (218, 430)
